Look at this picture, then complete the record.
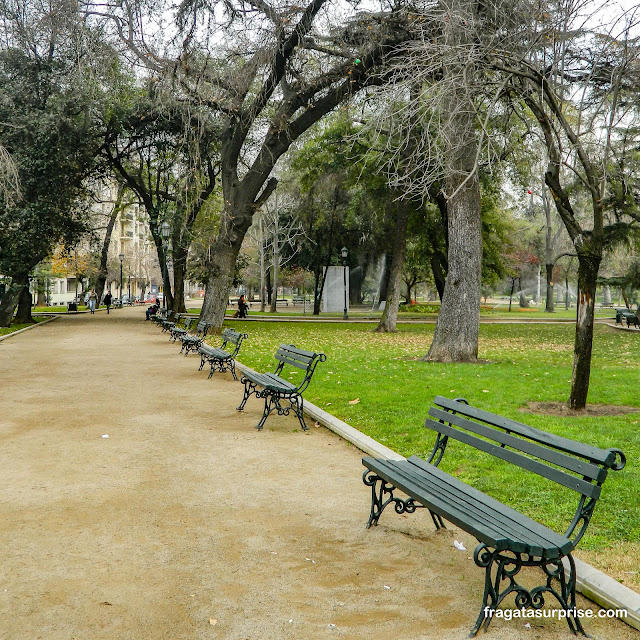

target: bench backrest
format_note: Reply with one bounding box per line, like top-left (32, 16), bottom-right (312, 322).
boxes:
top-left (426, 396), bottom-right (626, 544)
top-left (221, 328), bottom-right (248, 355)
top-left (195, 321), bottom-right (212, 336)
top-left (273, 344), bottom-right (327, 393)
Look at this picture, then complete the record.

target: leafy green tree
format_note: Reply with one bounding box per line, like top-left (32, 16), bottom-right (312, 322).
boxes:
top-left (102, 83), bottom-right (221, 313)
top-left (0, 31), bottom-right (102, 325)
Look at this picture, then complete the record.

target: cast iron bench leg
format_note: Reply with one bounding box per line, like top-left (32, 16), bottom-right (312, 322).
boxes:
top-left (292, 395), bottom-right (308, 431)
top-left (362, 470), bottom-right (434, 529)
top-left (237, 379), bottom-right (256, 411)
top-left (255, 394), bottom-right (275, 430)
top-left (470, 545), bottom-right (586, 637)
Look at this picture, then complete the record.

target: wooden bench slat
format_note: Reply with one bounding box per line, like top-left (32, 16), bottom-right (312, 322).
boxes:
top-left (428, 407), bottom-right (606, 482)
top-left (276, 344), bottom-right (318, 358)
top-left (274, 355), bottom-right (313, 370)
top-left (422, 417), bottom-right (601, 499)
top-left (434, 396), bottom-right (616, 466)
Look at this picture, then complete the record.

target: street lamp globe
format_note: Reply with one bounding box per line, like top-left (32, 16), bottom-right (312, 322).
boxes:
top-left (161, 221), bottom-right (170, 240)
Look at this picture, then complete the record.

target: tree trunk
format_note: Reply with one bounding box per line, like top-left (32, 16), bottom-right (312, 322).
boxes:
top-left (200, 238), bottom-right (241, 332)
top-left (377, 254), bottom-right (391, 305)
top-left (0, 278), bottom-right (25, 326)
top-left (171, 244), bottom-right (188, 313)
top-left (376, 200), bottom-right (410, 333)
top-left (519, 279), bottom-right (528, 308)
top-left (430, 254), bottom-right (446, 301)
top-left (36, 278), bottom-right (47, 307)
top-left (545, 263), bottom-right (554, 312)
top-left (96, 186), bottom-right (123, 305)
top-left (259, 217), bottom-right (266, 312)
top-left (270, 207), bottom-right (279, 313)
top-left (509, 278), bottom-right (515, 312)
top-left (569, 256), bottom-right (600, 410)
top-left (15, 281), bottom-right (33, 323)
top-left (200, 195), bottom-right (256, 331)
top-left (621, 286), bottom-right (629, 309)
top-left (424, 153), bottom-right (482, 362)
top-left (312, 265), bottom-right (322, 315)
top-left (266, 268), bottom-right (272, 305)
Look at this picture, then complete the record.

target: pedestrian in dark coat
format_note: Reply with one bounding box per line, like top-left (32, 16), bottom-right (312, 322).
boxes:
top-left (104, 291), bottom-right (112, 314)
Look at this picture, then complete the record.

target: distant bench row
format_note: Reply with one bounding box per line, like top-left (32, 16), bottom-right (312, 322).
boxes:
top-left (151, 310), bottom-right (325, 431)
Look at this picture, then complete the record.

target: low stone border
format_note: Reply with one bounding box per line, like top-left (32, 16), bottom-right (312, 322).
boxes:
top-left (605, 321), bottom-right (640, 332)
top-left (0, 315), bottom-right (57, 342)
top-left (235, 360), bottom-right (640, 631)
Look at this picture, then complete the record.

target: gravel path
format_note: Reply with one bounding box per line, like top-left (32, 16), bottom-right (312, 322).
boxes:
top-left (0, 308), bottom-right (634, 640)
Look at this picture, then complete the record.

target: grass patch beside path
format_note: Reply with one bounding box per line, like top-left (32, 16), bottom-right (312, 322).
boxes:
top-left (0, 317), bottom-right (49, 337)
top-left (213, 320), bottom-right (640, 589)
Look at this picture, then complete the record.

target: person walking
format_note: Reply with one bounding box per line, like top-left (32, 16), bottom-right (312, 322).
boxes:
top-left (87, 289), bottom-right (97, 314)
top-left (104, 291), bottom-right (112, 314)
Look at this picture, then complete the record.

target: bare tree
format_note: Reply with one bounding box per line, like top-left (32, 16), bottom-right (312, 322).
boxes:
top-left (497, 4), bottom-right (640, 408)
top-left (358, 0), bottom-right (536, 359)
top-left (96, 0), bottom-right (415, 329)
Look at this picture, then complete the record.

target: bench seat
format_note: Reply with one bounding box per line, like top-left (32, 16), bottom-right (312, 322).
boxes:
top-left (241, 371), bottom-right (297, 394)
top-left (364, 455), bottom-right (572, 559)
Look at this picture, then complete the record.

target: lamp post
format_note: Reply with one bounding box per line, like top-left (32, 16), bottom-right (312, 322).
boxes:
top-left (341, 246), bottom-right (348, 320)
top-left (161, 221), bottom-right (170, 306)
top-left (118, 252), bottom-right (124, 302)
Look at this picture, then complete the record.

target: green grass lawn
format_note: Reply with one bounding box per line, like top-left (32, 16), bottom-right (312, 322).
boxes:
top-left (213, 304), bottom-right (617, 320)
top-left (0, 317), bottom-right (49, 337)
top-left (33, 305), bottom-right (92, 312)
top-left (211, 320), bottom-right (640, 588)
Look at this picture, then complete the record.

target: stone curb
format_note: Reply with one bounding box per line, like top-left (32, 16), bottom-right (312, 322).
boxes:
top-left (234, 361), bottom-right (640, 631)
top-left (604, 321), bottom-right (640, 333)
top-left (0, 316), bottom-right (57, 342)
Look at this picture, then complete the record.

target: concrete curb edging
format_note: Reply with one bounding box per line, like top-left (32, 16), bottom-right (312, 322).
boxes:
top-left (0, 315), bottom-right (57, 342)
top-left (570, 558), bottom-right (640, 631)
top-left (235, 361), bottom-right (640, 631)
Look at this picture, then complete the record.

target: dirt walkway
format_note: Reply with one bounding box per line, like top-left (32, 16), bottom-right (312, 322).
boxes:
top-left (0, 309), bottom-right (634, 640)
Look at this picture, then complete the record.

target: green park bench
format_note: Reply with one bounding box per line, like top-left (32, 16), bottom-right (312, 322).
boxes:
top-left (197, 328), bottom-right (248, 380)
top-left (168, 315), bottom-right (197, 341)
top-left (159, 310), bottom-right (178, 332)
top-left (178, 320), bottom-right (213, 355)
top-left (236, 344), bottom-right (326, 431)
top-left (362, 396), bottom-right (626, 637)
top-left (615, 308), bottom-right (639, 328)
